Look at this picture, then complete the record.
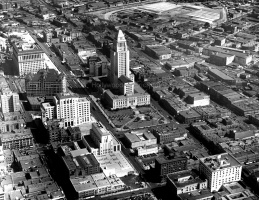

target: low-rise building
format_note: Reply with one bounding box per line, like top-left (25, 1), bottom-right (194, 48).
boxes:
top-left (136, 145), bottom-right (158, 156)
top-left (124, 130), bottom-right (157, 149)
top-left (95, 151), bottom-right (135, 177)
top-left (209, 53), bottom-right (235, 66)
top-left (208, 68), bottom-right (236, 85)
top-left (178, 109), bottom-right (202, 124)
top-left (0, 118), bottom-right (25, 133)
top-left (62, 153), bottom-right (100, 178)
top-left (232, 99), bottom-right (259, 116)
top-left (203, 46), bottom-right (253, 66)
top-left (167, 169), bottom-right (208, 195)
top-left (70, 173), bottom-right (125, 199)
top-left (151, 124), bottom-right (187, 144)
top-left (145, 44), bottom-right (172, 60)
top-left (159, 97), bottom-right (190, 116)
top-left (185, 92), bottom-right (210, 107)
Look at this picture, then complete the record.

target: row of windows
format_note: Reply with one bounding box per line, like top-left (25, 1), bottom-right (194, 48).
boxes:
top-left (19, 53), bottom-right (43, 62)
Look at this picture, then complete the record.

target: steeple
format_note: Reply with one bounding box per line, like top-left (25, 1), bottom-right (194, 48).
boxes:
top-left (117, 30), bottom-right (126, 42)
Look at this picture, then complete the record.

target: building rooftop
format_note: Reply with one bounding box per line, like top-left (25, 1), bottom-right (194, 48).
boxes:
top-left (0, 129), bottom-right (33, 142)
top-left (92, 122), bottom-right (110, 136)
top-left (178, 189), bottom-right (213, 200)
top-left (179, 109), bottom-right (201, 119)
top-left (167, 169), bottom-right (206, 188)
top-left (70, 173), bottom-right (124, 192)
top-left (13, 42), bottom-right (44, 55)
top-left (26, 69), bottom-right (62, 82)
top-left (200, 153), bottom-right (241, 171)
top-left (95, 152), bottom-right (134, 178)
top-left (209, 68), bottom-right (235, 81)
top-left (70, 174), bottom-right (96, 192)
top-left (156, 154), bottom-right (187, 165)
top-left (118, 75), bottom-right (132, 84)
top-left (187, 92), bottom-right (210, 100)
top-left (124, 130), bottom-right (156, 143)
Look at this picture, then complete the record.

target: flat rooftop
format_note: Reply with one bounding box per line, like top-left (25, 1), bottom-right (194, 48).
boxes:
top-left (167, 169), bottom-right (205, 188)
top-left (209, 68), bottom-right (235, 81)
top-left (1, 129), bottom-right (33, 142)
top-left (137, 2), bottom-right (182, 14)
top-left (124, 130), bottom-right (156, 143)
top-left (95, 152), bottom-right (135, 177)
top-left (70, 173), bottom-right (124, 192)
top-left (200, 153), bottom-right (241, 171)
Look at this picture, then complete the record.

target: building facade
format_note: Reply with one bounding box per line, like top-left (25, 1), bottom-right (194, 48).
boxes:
top-left (83, 122), bottom-right (121, 156)
top-left (41, 93), bottom-right (91, 128)
top-left (103, 30), bottom-right (150, 110)
top-left (62, 154), bottom-right (100, 178)
top-left (1, 91), bottom-right (20, 114)
top-left (13, 42), bottom-right (46, 76)
top-left (167, 170), bottom-right (208, 195)
top-left (70, 173), bottom-right (125, 199)
top-left (0, 129), bottom-right (33, 150)
top-left (155, 155), bottom-right (188, 180)
top-left (25, 69), bottom-right (66, 97)
top-left (199, 153), bottom-right (242, 192)
top-left (108, 30), bottom-right (132, 84)
top-left (0, 77), bottom-right (20, 114)
top-left (124, 131), bottom-right (157, 149)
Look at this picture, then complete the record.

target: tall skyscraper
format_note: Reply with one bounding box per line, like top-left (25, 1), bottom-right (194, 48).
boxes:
top-left (0, 77), bottom-right (20, 114)
top-left (103, 30), bottom-right (150, 110)
top-left (108, 30), bottom-right (134, 85)
top-left (41, 93), bottom-right (91, 128)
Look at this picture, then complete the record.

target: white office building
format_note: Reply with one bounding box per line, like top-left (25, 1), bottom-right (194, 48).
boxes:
top-left (0, 77), bottom-right (20, 114)
top-left (199, 153), bottom-right (242, 192)
top-left (41, 93), bottom-right (91, 128)
top-left (108, 30), bottom-right (133, 85)
top-left (83, 122), bottom-right (121, 156)
top-left (103, 30), bottom-right (150, 110)
top-left (13, 42), bottom-right (46, 76)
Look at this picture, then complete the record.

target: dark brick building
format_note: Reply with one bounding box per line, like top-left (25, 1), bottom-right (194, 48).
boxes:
top-left (155, 154), bottom-right (188, 181)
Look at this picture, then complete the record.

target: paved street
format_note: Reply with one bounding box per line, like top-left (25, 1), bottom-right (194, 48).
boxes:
top-left (29, 32), bottom-right (71, 75)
